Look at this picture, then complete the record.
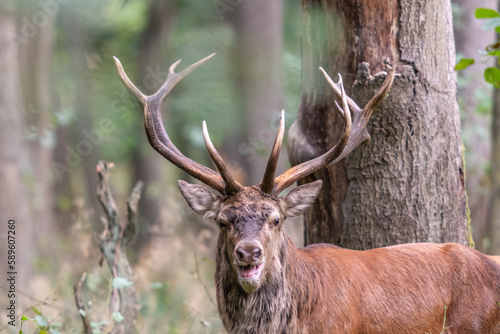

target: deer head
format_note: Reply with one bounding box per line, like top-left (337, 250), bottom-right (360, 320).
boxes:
top-left (114, 54), bottom-right (394, 294)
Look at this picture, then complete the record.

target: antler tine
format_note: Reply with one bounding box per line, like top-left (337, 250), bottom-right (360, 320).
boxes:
top-left (156, 53), bottom-right (216, 104)
top-left (326, 64), bottom-right (395, 166)
top-left (361, 64), bottom-right (395, 119)
top-left (202, 121), bottom-right (242, 195)
top-left (273, 73), bottom-right (352, 194)
top-left (114, 54), bottom-right (228, 194)
top-left (273, 65), bottom-right (394, 193)
top-left (260, 110), bottom-right (285, 194)
top-left (114, 57), bottom-right (147, 105)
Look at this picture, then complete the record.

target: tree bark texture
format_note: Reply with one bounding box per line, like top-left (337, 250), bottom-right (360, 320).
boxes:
top-left (289, 0), bottom-right (470, 249)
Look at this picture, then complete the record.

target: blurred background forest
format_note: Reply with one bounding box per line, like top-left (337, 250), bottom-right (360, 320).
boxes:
top-left (0, 0), bottom-right (498, 333)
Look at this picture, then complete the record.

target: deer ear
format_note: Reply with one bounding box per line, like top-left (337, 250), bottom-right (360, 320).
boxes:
top-left (177, 180), bottom-right (222, 219)
top-left (281, 180), bottom-right (323, 217)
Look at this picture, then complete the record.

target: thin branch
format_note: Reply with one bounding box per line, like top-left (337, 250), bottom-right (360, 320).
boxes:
top-left (74, 273), bottom-right (91, 334)
top-left (123, 180), bottom-right (144, 245)
top-left (194, 252), bottom-right (216, 308)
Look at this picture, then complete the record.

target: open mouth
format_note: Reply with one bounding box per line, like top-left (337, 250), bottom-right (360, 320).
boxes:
top-left (237, 263), bottom-right (263, 280)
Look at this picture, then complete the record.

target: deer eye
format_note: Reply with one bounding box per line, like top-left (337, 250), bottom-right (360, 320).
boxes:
top-left (273, 218), bottom-right (280, 226)
top-left (218, 219), bottom-right (231, 229)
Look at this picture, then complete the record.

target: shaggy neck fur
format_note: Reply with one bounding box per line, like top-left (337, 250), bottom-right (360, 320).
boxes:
top-left (215, 232), bottom-right (317, 334)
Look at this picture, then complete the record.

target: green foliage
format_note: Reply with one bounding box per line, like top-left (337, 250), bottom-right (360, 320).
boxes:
top-left (455, 58), bottom-right (475, 71)
top-left (475, 8), bottom-right (500, 19)
top-left (484, 67), bottom-right (500, 88)
top-left (455, 8), bottom-right (500, 86)
top-left (111, 312), bottom-right (124, 323)
top-left (19, 309), bottom-right (62, 334)
top-left (112, 276), bottom-right (133, 289)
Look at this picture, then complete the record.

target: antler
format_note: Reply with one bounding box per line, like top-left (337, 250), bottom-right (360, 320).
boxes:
top-left (260, 110), bottom-right (285, 194)
top-left (267, 65), bottom-right (395, 195)
top-left (114, 54), bottom-right (241, 195)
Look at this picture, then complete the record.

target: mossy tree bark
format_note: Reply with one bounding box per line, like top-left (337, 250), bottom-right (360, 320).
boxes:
top-left (288, 0), bottom-right (471, 249)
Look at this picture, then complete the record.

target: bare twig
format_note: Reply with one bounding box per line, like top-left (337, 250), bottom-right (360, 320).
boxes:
top-left (73, 273), bottom-right (91, 334)
top-left (124, 180), bottom-right (144, 245)
top-left (194, 252), bottom-right (216, 308)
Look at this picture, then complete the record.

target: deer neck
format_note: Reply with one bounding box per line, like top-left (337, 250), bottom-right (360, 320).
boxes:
top-left (215, 232), bottom-right (301, 333)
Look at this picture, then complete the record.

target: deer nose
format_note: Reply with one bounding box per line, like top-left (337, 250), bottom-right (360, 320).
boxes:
top-left (235, 241), bottom-right (263, 265)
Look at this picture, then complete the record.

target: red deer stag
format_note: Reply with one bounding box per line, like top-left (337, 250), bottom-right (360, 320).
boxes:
top-left (114, 54), bottom-right (500, 334)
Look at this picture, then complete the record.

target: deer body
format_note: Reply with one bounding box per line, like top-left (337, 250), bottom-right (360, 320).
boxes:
top-left (114, 55), bottom-right (500, 334)
top-left (217, 237), bottom-right (500, 333)
top-left (199, 187), bottom-right (500, 334)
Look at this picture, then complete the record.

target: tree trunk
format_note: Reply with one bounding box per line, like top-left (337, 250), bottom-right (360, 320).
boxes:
top-left (488, 16), bottom-right (500, 253)
top-left (0, 4), bottom-right (34, 304)
top-left (229, 0), bottom-right (284, 185)
top-left (289, 0), bottom-right (470, 249)
top-left (486, 1), bottom-right (500, 256)
top-left (489, 84), bottom-right (500, 254)
top-left (18, 1), bottom-right (56, 251)
top-left (61, 6), bottom-right (100, 221)
top-left (130, 0), bottom-right (177, 258)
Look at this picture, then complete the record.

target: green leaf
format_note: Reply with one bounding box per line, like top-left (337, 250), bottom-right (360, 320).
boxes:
top-left (480, 17), bottom-right (500, 31)
top-left (21, 315), bottom-right (29, 322)
top-left (484, 67), bottom-right (500, 88)
top-left (455, 58), bottom-right (475, 71)
top-left (111, 312), bottom-right (124, 323)
top-left (49, 327), bottom-right (61, 334)
top-left (35, 315), bottom-right (48, 327)
top-left (112, 277), bottom-right (133, 289)
top-left (31, 307), bottom-right (42, 316)
top-left (90, 321), bottom-right (109, 328)
top-left (476, 8), bottom-right (500, 18)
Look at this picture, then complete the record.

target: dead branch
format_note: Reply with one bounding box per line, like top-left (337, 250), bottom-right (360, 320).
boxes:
top-left (74, 161), bottom-right (143, 334)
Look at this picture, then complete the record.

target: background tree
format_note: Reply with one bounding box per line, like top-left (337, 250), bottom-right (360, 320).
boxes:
top-left (446, 4), bottom-right (500, 255)
top-left (227, 0), bottom-right (284, 185)
top-left (0, 1), bottom-right (35, 309)
top-left (289, 0), bottom-right (471, 248)
top-left (454, 0), bottom-right (496, 253)
top-left (130, 0), bottom-right (177, 258)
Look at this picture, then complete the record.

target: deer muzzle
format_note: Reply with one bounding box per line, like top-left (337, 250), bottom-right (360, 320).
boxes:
top-left (234, 239), bottom-right (265, 293)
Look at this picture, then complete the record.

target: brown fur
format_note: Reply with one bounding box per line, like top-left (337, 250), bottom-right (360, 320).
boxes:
top-left (490, 256), bottom-right (500, 266)
top-left (179, 184), bottom-right (500, 334)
